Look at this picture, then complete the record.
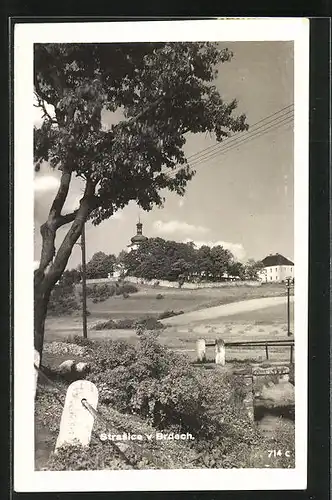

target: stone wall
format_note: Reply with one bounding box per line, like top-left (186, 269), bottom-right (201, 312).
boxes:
top-left (85, 276), bottom-right (262, 289)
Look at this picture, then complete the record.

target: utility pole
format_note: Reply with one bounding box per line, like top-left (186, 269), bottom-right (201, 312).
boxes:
top-left (81, 223), bottom-right (88, 339)
top-left (286, 277), bottom-right (291, 337)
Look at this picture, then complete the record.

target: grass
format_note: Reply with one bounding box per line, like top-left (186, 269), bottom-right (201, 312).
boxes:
top-left (85, 283), bottom-right (289, 319)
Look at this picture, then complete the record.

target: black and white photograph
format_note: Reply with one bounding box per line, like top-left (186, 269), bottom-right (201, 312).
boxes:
top-left (14, 18), bottom-right (309, 492)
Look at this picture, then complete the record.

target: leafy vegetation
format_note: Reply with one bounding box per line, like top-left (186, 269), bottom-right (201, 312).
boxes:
top-left (36, 333), bottom-right (294, 470)
top-left (92, 317), bottom-right (165, 331)
top-left (86, 251), bottom-right (116, 279)
top-left (120, 237), bottom-right (263, 283)
top-left (83, 282), bottom-right (138, 303)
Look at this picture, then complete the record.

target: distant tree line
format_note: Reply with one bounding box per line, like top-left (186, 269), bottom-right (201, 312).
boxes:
top-left (53, 240), bottom-right (263, 287)
top-left (119, 238), bottom-right (263, 283)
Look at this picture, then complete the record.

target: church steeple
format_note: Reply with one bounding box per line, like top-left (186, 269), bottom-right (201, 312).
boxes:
top-left (128, 216), bottom-right (148, 250)
top-left (136, 219), bottom-right (143, 236)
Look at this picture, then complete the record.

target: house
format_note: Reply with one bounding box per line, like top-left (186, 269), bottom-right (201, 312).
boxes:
top-left (259, 253), bottom-right (294, 283)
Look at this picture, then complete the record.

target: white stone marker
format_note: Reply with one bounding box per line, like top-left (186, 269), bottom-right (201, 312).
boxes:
top-left (55, 380), bottom-right (98, 451)
top-left (34, 349), bottom-right (40, 398)
top-left (196, 339), bottom-right (206, 362)
top-left (215, 339), bottom-right (226, 366)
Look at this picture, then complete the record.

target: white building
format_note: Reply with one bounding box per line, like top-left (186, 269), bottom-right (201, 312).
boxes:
top-left (259, 253), bottom-right (294, 283)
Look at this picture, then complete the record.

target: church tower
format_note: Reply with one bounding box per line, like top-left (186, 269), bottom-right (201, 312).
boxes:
top-left (127, 218), bottom-right (148, 252)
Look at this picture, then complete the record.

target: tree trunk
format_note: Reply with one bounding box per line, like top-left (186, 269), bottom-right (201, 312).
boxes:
top-left (34, 279), bottom-right (52, 357)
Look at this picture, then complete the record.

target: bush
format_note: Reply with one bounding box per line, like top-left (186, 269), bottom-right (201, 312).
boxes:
top-left (156, 294), bottom-right (164, 300)
top-left (122, 292), bottom-right (129, 299)
top-left (158, 310), bottom-right (184, 320)
top-left (92, 316), bottom-right (165, 331)
top-left (85, 282), bottom-right (138, 303)
top-left (136, 317), bottom-right (165, 331)
top-left (47, 282), bottom-right (80, 317)
top-left (39, 334), bottom-right (294, 470)
top-left (87, 333), bottom-right (251, 438)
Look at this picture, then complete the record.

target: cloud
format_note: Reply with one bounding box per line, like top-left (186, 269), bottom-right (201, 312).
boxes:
top-left (184, 239), bottom-right (246, 261)
top-left (34, 175), bottom-right (60, 193)
top-left (153, 220), bottom-right (209, 236)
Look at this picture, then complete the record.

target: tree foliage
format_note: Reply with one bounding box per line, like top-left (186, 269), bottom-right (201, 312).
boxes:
top-left (120, 238), bottom-right (240, 282)
top-left (85, 251), bottom-right (116, 279)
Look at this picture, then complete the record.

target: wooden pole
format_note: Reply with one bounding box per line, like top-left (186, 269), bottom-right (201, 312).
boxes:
top-left (81, 224), bottom-right (88, 339)
top-left (265, 344), bottom-right (269, 360)
top-left (286, 278), bottom-right (291, 337)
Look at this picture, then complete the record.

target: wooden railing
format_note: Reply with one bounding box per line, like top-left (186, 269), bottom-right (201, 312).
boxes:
top-left (196, 338), bottom-right (295, 365)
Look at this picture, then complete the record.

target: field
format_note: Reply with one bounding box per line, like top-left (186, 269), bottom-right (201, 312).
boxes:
top-left (44, 282), bottom-right (294, 364)
top-left (83, 282), bottom-right (290, 319)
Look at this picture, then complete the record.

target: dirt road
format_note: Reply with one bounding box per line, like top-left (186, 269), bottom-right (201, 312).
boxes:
top-left (160, 295), bottom-right (294, 326)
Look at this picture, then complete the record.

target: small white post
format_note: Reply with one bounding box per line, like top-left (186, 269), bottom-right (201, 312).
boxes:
top-left (55, 380), bottom-right (98, 451)
top-left (215, 339), bottom-right (226, 366)
top-left (34, 349), bottom-right (40, 398)
top-left (196, 339), bottom-right (206, 362)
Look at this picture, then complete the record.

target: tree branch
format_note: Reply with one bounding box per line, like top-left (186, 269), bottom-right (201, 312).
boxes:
top-left (49, 170), bottom-right (72, 219)
top-left (57, 210), bottom-right (79, 226)
top-left (34, 91), bottom-right (57, 125)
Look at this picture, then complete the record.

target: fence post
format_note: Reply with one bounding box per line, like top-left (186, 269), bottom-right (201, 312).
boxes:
top-left (215, 339), bottom-right (226, 366)
top-left (55, 380), bottom-right (99, 451)
top-left (265, 344), bottom-right (269, 360)
top-left (290, 345), bottom-right (294, 364)
top-left (196, 339), bottom-right (206, 362)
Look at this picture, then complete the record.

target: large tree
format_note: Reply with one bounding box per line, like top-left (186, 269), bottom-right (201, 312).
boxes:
top-left (85, 251), bottom-right (116, 279)
top-left (33, 42), bottom-right (248, 355)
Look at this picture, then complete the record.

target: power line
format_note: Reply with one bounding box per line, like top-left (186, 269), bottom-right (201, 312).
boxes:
top-left (186, 103), bottom-right (294, 164)
top-left (190, 113), bottom-right (293, 168)
top-left (166, 108), bottom-right (293, 179)
top-left (188, 108), bottom-right (293, 166)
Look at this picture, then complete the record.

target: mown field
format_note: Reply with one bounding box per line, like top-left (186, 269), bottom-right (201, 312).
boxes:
top-left (85, 282), bottom-right (290, 319)
top-left (43, 282), bottom-right (293, 366)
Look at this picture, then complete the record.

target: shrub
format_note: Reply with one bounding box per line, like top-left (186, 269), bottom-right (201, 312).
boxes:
top-left (121, 283), bottom-right (138, 294)
top-left (87, 333), bottom-right (252, 440)
top-left (136, 317), bottom-right (164, 331)
top-left (92, 316), bottom-right (164, 331)
top-left (156, 294), bottom-right (164, 300)
top-left (85, 282), bottom-right (138, 303)
top-left (122, 292), bottom-right (130, 299)
top-left (47, 282), bottom-right (80, 317)
top-left (39, 334), bottom-right (294, 470)
top-left (158, 310), bottom-right (184, 320)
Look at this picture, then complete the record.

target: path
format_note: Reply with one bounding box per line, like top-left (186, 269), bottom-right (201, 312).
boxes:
top-left (160, 295), bottom-right (293, 326)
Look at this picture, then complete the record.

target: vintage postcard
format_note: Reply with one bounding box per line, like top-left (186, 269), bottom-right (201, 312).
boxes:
top-left (14, 18), bottom-right (309, 492)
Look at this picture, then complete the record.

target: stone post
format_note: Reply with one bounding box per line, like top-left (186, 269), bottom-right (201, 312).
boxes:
top-left (243, 374), bottom-right (254, 421)
top-left (196, 339), bottom-right (206, 362)
top-left (55, 380), bottom-right (99, 451)
top-left (215, 339), bottom-right (226, 366)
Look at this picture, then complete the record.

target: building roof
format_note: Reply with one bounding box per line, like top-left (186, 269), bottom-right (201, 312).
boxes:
top-left (262, 253), bottom-right (294, 267)
top-left (130, 234), bottom-right (148, 244)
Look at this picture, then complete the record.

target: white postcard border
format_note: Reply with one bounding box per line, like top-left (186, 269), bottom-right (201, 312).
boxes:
top-left (14, 18), bottom-right (309, 492)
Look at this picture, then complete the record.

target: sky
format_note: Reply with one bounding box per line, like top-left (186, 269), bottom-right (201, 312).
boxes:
top-left (34, 41), bottom-right (294, 270)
